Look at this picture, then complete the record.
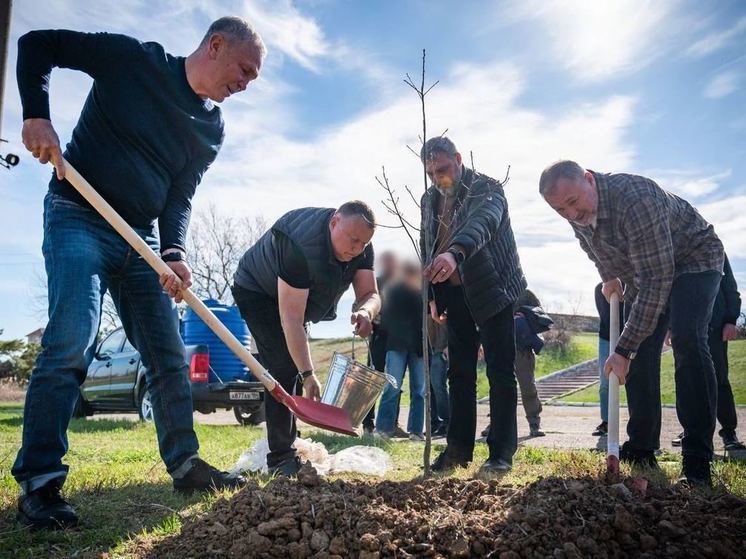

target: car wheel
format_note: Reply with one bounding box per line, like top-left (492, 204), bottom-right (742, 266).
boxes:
top-left (138, 387), bottom-right (154, 422)
top-left (234, 403), bottom-right (265, 426)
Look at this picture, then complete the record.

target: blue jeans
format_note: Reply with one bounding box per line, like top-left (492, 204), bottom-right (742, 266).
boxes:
top-left (598, 337), bottom-right (610, 423)
top-left (430, 351), bottom-right (449, 425)
top-left (376, 351), bottom-right (425, 434)
top-left (12, 194), bottom-right (199, 492)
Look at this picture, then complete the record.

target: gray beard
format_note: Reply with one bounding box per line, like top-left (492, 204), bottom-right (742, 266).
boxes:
top-left (435, 166), bottom-right (464, 198)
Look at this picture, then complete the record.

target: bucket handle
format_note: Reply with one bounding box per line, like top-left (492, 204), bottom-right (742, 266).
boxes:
top-left (352, 336), bottom-right (397, 389)
top-left (351, 334), bottom-right (372, 363)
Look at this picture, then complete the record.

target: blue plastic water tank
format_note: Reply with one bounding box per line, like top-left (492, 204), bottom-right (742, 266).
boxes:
top-left (182, 299), bottom-right (252, 382)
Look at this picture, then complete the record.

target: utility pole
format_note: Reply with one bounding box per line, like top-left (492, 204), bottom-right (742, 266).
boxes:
top-left (0, 0), bottom-right (20, 169)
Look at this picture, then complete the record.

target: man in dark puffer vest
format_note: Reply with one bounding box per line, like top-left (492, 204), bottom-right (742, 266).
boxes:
top-left (419, 136), bottom-right (526, 474)
top-left (232, 201), bottom-right (381, 477)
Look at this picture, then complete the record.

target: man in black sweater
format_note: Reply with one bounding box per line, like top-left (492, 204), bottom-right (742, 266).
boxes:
top-left (419, 136), bottom-right (526, 474)
top-left (13, 17), bottom-right (265, 529)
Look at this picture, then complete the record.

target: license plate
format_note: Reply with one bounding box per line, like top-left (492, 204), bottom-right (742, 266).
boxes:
top-left (229, 391), bottom-right (260, 401)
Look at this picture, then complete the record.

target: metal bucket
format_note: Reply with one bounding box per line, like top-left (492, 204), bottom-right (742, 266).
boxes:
top-left (321, 351), bottom-right (398, 428)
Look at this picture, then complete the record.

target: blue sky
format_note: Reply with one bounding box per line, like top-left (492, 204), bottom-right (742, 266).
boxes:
top-left (0, 0), bottom-right (744, 340)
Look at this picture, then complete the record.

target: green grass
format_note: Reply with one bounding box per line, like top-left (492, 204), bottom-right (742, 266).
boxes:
top-left (475, 332), bottom-right (597, 402)
top-left (1, 404), bottom-right (745, 558)
top-left (560, 339), bottom-right (746, 406)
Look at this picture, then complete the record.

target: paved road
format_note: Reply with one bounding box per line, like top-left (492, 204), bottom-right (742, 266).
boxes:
top-left (94, 403), bottom-right (746, 454)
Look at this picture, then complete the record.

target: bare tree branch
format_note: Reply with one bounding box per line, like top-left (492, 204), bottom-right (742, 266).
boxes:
top-left (187, 204), bottom-right (267, 304)
top-left (376, 169), bottom-right (421, 260)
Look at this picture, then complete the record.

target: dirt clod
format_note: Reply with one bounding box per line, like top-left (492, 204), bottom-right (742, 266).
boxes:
top-left (298, 461), bottom-right (321, 487)
top-left (140, 475), bottom-right (746, 558)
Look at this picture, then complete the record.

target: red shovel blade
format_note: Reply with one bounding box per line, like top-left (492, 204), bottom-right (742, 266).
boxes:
top-left (607, 454), bottom-right (620, 474)
top-left (270, 385), bottom-right (357, 437)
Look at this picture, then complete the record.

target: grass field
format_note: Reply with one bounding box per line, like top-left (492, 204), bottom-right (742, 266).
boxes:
top-left (1, 403), bottom-right (745, 558)
top-left (560, 339), bottom-right (746, 406)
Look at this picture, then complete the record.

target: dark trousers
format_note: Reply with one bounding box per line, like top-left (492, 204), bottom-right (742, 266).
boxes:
top-left (232, 285), bottom-right (299, 467)
top-left (443, 286), bottom-right (517, 463)
top-left (515, 348), bottom-right (542, 429)
top-left (709, 329), bottom-right (738, 438)
top-left (625, 271), bottom-right (720, 460)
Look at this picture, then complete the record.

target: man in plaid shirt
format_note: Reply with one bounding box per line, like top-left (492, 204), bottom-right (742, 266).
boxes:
top-left (540, 160), bottom-right (724, 487)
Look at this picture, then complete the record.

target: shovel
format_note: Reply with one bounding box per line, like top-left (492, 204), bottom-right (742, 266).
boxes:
top-left (57, 159), bottom-right (357, 437)
top-left (607, 292), bottom-right (621, 474)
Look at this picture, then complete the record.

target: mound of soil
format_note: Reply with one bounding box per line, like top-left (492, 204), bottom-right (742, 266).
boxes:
top-left (142, 466), bottom-right (746, 558)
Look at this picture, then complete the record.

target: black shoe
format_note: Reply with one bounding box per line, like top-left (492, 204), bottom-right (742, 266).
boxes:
top-left (173, 458), bottom-right (247, 495)
top-left (671, 431), bottom-right (684, 447)
top-left (680, 455), bottom-right (712, 488)
top-left (592, 422), bottom-right (608, 436)
top-left (529, 427), bottom-right (546, 438)
top-left (480, 458), bottom-right (512, 474)
top-left (722, 433), bottom-right (746, 451)
top-left (431, 451), bottom-right (469, 473)
top-left (432, 424), bottom-right (449, 438)
top-left (392, 425), bottom-right (410, 439)
top-left (480, 424), bottom-right (491, 438)
top-left (17, 480), bottom-right (78, 530)
top-left (268, 456), bottom-right (302, 478)
top-left (619, 444), bottom-right (659, 469)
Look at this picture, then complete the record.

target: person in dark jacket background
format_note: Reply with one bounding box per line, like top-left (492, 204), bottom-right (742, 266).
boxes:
top-left (419, 136), bottom-right (526, 474)
top-left (671, 254), bottom-right (743, 450)
top-left (376, 261), bottom-right (427, 440)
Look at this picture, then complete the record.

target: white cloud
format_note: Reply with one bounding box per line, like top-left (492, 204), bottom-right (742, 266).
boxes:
top-left (698, 194), bottom-right (746, 259)
top-left (687, 16), bottom-right (746, 57)
top-left (195, 60), bottom-right (637, 318)
top-left (649, 169), bottom-right (732, 199)
top-left (508, 0), bottom-right (675, 82)
top-left (241, 0), bottom-right (330, 72)
top-left (704, 71), bottom-right (739, 99)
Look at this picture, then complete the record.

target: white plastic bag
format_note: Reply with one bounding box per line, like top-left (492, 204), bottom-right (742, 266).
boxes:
top-left (232, 437), bottom-right (391, 477)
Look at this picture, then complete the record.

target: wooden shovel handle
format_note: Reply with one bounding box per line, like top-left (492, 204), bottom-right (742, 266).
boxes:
top-left (607, 292), bottom-right (621, 460)
top-left (59, 158), bottom-right (278, 392)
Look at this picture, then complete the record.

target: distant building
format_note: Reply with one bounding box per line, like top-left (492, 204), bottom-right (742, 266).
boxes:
top-left (25, 328), bottom-right (45, 344)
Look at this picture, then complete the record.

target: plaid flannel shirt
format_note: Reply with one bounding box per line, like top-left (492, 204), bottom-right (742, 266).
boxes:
top-left (571, 172), bottom-right (724, 353)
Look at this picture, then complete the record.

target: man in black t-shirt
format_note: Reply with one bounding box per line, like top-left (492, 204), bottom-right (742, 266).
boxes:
top-left (232, 202), bottom-right (381, 476)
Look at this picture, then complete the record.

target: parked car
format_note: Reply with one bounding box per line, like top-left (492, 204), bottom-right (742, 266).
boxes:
top-left (74, 326), bottom-right (265, 425)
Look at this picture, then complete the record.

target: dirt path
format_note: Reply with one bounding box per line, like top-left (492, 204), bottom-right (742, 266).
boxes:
top-left (96, 405), bottom-right (746, 454)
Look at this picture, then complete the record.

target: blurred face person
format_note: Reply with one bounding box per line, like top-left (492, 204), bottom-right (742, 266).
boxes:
top-left (378, 251), bottom-right (399, 279)
top-left (402, 261), bottom-right (423, 291)
top-left (329, 213), bottom-right (374, 262)
top-left (425, 151), bottom-right (463, 191)
top-left (543, 171), bottom-right (599, 227)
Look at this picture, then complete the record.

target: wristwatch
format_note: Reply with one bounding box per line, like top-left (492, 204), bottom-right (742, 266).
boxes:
top-left (299, 369), bottom-right (315, 380)
top-left (162, 251), bottom-right (185, 263)
top-left (614, 346), bottom-right (637, 360)
top-left (448, 247), bottom-right (466, 264)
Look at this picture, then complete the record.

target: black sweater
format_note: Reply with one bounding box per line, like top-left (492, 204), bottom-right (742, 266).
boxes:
top-left (17, 30), bottom-right (224, 251)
